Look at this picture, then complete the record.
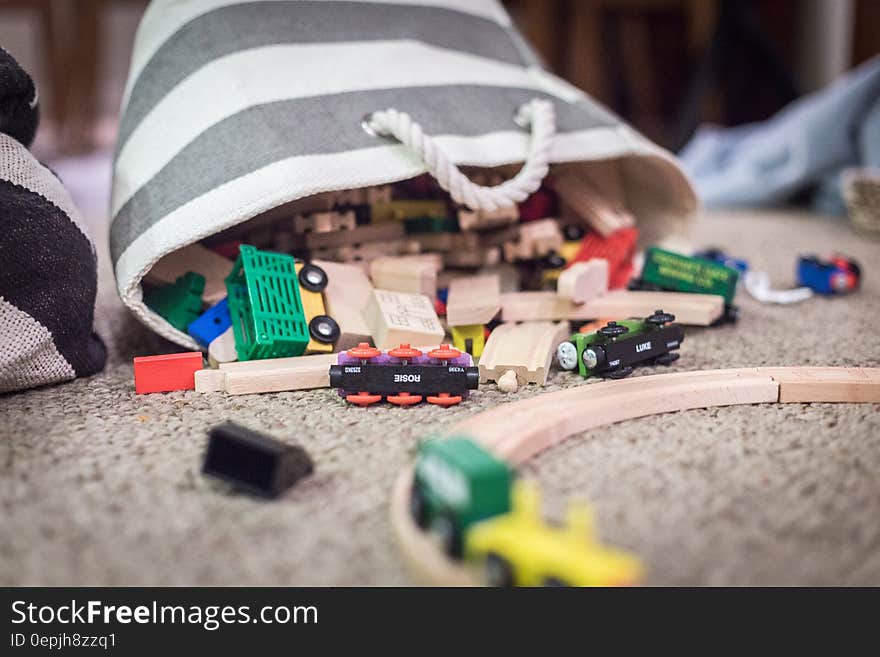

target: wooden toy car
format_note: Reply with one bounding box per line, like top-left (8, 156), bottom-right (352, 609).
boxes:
top-left (556, 310), bottom-right (684, 379)
top-left (410, 437), bottom-right (513, 556)
top-left (797, 254), bottom-right (861, 295)
top-left (464, 481), bottom-right (643, 587)
top-left (294, 261), bottom-right (340, 353)
top-left (329, 343), bottom-right (480, 407)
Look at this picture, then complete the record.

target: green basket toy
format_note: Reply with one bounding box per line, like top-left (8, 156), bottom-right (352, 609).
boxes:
top-left (225, 245), bottom-right (309, 361)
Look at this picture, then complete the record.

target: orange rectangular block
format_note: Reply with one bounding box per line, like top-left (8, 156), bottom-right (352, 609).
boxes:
top-left (134, 352), bottom-right (204, 394)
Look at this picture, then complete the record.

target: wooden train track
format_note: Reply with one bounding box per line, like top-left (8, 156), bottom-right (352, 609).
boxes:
top-left (390, 367), bottom-right (880, 586)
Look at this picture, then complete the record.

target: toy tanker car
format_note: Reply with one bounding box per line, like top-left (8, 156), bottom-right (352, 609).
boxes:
top-left (556, 310), bottom-right (684, 379)
top-left (410, 437), bottom-right (514, 556)
top-left (329, 343), bottom-right (479, 407)
top-left (464, 481), bottom-right (643, 587)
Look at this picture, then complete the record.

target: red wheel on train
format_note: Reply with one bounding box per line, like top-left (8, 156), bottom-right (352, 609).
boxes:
top-left (387, 392), bottom-right (423, 406)
top-left (347, 343), bottom-right (381, 360)
top-left (427, 344), bottom-right (461, 361)
top-left (388, 344), bottom-right (423, 360)
top-left (346, 391), bottom-right (383, 406)
top-left (426, 393), bottom-right (462, 407)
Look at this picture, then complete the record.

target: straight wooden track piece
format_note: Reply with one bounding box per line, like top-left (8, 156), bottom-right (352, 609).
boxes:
top-left (145, 243), bottom-right (232, 305)
top-left (446, 274), bottom-right (501, 326)
top-left (502, 218), bottom-right (563, 262)
top-left (500, 290), bottom-right (724, 325)
top-left (478, 321), bottom-right (570, 386)
top-left (554, 167), bottom-right (635, 237)
top-left (557, 259), bottom-right (609, 303)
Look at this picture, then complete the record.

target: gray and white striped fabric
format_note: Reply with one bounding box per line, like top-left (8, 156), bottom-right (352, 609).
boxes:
top-left (111, 0), bottom-right (697, 348)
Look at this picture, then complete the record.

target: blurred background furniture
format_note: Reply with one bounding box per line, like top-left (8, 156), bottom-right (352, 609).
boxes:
top-left (0, 0), bottom-right (877, 155)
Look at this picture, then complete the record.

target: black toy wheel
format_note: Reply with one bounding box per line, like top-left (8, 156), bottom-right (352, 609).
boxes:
top-left (432, 513), bottom-right (462, 558)
top-left (598, 321), bottom-right (629, 339)
top-left (298, 263), bottom-right (329, 292)
top-left (646, 309), bottom-right (676, 326)
top-left (485, 553), bottom-right (515, 587)
top-left (654, 352), bottom-right (680, 366)
top-left (409, 487), bottom-right (427, 528)
top-left (606, 365), bottom-right (634, 380)
top-left (543, 252), bottom-right (566, 269)
top-left (563, 224), bottom-right (585, 242)
top-left (308, 315), bottom-right (340, 344)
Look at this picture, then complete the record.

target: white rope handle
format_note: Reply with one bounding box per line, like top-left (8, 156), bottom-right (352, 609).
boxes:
top-left (366, 98), bottom-right (556, 212)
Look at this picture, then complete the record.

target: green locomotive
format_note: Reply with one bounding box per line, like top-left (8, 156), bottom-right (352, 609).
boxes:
top-left (556, 310), bottom-right (684, 379)
top-left (410, 437), bottom-right (513, 556)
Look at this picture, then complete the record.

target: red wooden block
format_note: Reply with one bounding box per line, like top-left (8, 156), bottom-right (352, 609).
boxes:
top-left (134, 352), bottom-right (204, 394)
top-left (570, 226), bottom-right (639, 289)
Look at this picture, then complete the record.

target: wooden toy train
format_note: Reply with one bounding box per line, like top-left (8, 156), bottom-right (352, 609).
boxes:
top-left (329, 343), bottom-right (479, 407)
top-left (410, 437), bottom-right (642, 586)
top-left (556, 310), bottom-right (684, 379)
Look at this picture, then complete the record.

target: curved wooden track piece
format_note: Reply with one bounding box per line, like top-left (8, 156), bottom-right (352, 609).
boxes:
top-left (390, 367), bottom-right (880, 586)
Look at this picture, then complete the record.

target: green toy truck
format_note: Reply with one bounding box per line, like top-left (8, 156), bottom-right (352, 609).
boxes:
top-left (410, 437), bottom-right (513, 557)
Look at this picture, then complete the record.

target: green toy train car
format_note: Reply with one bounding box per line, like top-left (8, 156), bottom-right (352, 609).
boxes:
top-left (410, 437), bottom-right (513, 556)
top-left (556, 310), bottom-right (684, 379)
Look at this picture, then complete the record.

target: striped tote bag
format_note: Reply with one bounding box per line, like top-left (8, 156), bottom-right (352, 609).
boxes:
top-left (111, 0), bottom-right (697, 348)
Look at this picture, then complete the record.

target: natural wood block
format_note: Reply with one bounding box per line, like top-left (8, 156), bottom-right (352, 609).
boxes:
top-left (500, 290), bottom-right (724, 326)
top-left (554, 167), bottom-right (635, 237)
top-left (502, 218), bottom-right (563, 262)
top-left (293, 210), bottom-right (356, 234)
top-left (363, 289), bottom-right (445, 350)
top-left (145, 243), bottom-right (232, 305)
top-left (207, 326), bottom-right (237, 365)
top-left (195, 368), bottom-right (226, 393)
top-left (312, 260), bottom-right (374, 350)
top-left (298, 222), bottom-right (404, 250)
top-left (557, 259), bottom-right (608, 303)
top-left (370, 255), bottom-right (441, 300)
top-left (446, 274), bottom-right (501, 326)
top-left (479, 321), bottom-right (570, 386)
top-left (458, 204), bottom-right (519, 231)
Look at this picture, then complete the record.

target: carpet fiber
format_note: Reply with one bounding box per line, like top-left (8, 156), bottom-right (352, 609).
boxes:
top-left (1, 209), bottom-right (878, 586)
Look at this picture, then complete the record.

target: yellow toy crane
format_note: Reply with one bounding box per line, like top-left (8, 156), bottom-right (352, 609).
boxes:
top-left (463, 481), bottom-right (644, 587)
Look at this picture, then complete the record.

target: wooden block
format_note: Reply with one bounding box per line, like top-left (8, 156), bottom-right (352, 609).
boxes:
top-left (207, 326), bottom-right (237, 365)
top-left (312, 259), bottom-right (373, 350)
top-left (444, 245), bottom-right (501, 269)
top-left (554, 168), bottom-right (635, 237)
top-left (224, 360), bottom-right (334, 395)
top-left (759, 367), bottom-right (880, 403)
top-left (446, 274), bottom-right (501, 326)
top-left (363, 289), bottom-right (445, 350)
top-left (369, 255), bottom-right (441, 300)
top-left (310, 238), bottom-right (420, 265)
top-left (502, 218), bottom-right (563, 262)
top-left (500, 290), bottom-right (724, 326)
top-left (298, 222), bottom-right (404, 250)
top-left (293, 210), bottom-right (356, 234)
top-left (412, 231), bottom-right (479, 253)
top-left (133, 352), bottom-right (204, 394)
top-left (479, 321), bottom-right (570, 386)
top-left (457, 204), bottom-right (519, 231)
top-left (145, 243), bottom-right (232, 305)
top-left (557, 259), bottom-right (609, 303)
top-left (371, 199), bottom-right (448, 222)
top-left (195, 368), bottom-right (226, 393)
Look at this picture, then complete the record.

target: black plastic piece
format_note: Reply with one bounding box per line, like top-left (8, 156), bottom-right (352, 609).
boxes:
top-left (203, 422), bottom-right (313, 498)
top-left (543, 252), bottom-right (567, 269)
top-left (606, 365), bottom-right (634, 380)
top-left (329, 363), bottom-right (480, 395)
top-left (562, 224), bottom-right (586, 242)
top-left (645, 309), bottom-right (676, 326)
top-left (598, 321), bottom-right (629, 338)
top-left (595, 322), bottom-right (685, 377)
top-left (298, 263), bottom-right (328, 292)
top-left (309, 315), bottom-right (340, 344)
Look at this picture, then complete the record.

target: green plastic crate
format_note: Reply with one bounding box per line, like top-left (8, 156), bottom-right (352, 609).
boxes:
top-left (224, 246), bottom-right (309, 361)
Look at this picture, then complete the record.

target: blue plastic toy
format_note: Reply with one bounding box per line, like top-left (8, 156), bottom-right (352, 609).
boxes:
top-left (187, 298), bottom-right (231, 347)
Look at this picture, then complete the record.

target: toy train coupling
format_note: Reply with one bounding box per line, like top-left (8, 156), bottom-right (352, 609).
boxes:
top-left (556, 310), bottom-right (684, 380)
top-left (329, 343), bottom-right (480, 408)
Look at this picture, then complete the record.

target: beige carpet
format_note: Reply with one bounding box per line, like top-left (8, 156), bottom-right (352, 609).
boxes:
top-left (1, 209), bottom-right (878, 586)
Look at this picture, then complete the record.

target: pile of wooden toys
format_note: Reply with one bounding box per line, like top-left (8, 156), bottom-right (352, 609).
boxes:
top-left (134, 168), bottom-right (745, 402)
